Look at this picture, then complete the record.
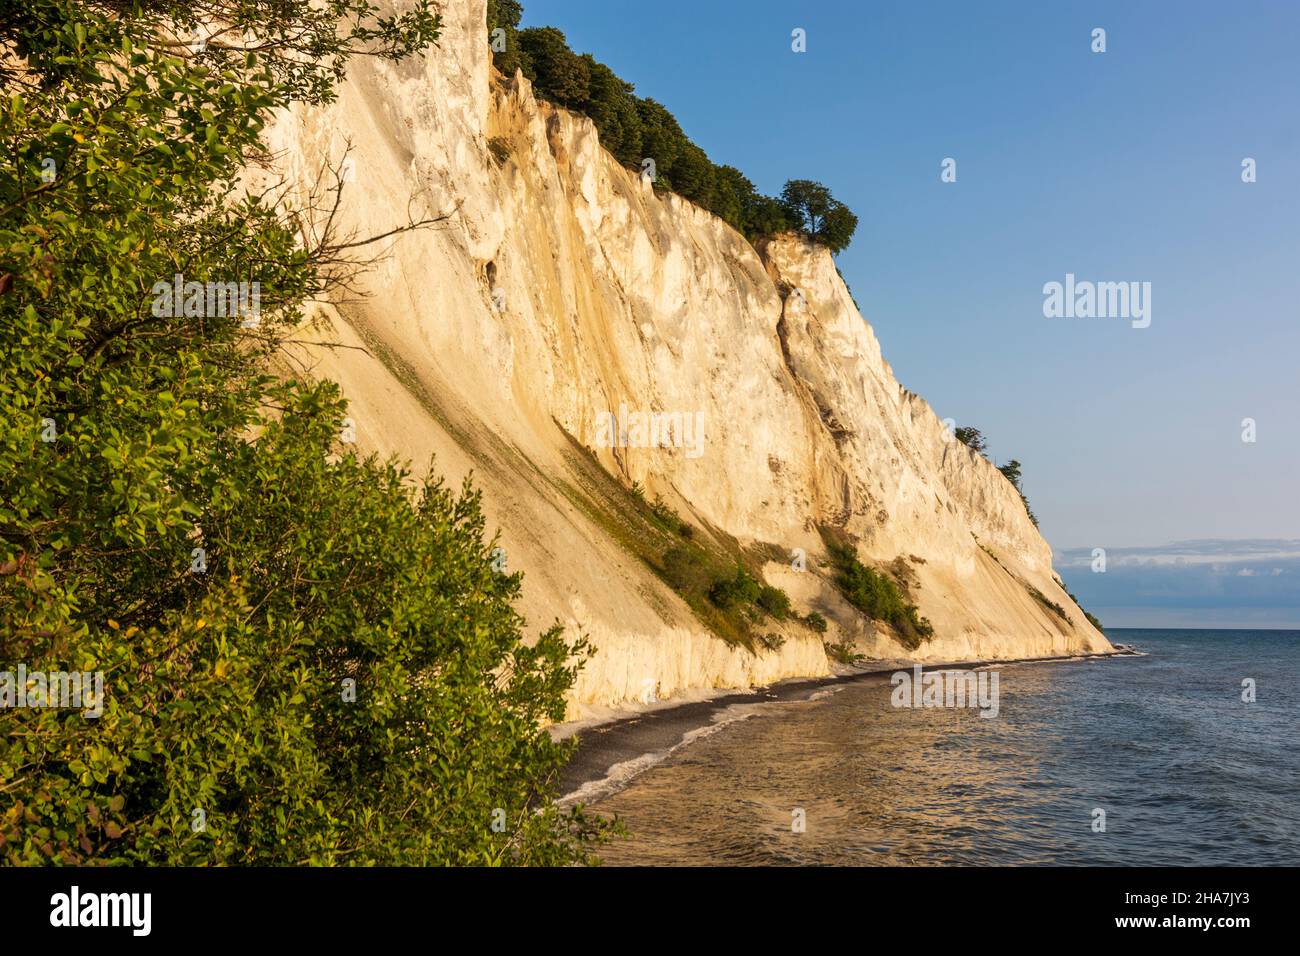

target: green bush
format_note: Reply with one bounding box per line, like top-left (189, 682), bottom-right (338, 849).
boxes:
top-left (1028, 584), bottom-right (1068, 620)
top-left (804, 612), bottom-right (828, 634)
top-left (708, 565), bottom-right (762, 611)
top-left (825, 639), bottom-right (863, 665)
top-left (5, 385), bottom-right (607, 865)
top-left (779, 180), bottom-right (859, 254)
top-left (997, 459), bottom-right (1039, 527)
top-left (661, 546), bottom-right (708, 593)
top-left (825, 543), bottom-right (933, 651)
top-left (649, 495), bottom-right (692, 538)
top-left (756, 584), bottom-right (792, 620)
top-left (954, 426), bottom-right (987, 455)
top-left (0, 0), bottom-right (611, 865)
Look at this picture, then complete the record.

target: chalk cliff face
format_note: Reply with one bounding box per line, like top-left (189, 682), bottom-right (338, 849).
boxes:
top-left (264, 0), bottom-right (1111, 717)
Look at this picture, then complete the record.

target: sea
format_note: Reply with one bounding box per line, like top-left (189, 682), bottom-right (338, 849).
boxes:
top-left (585, 629), bottom-right (1300, 865)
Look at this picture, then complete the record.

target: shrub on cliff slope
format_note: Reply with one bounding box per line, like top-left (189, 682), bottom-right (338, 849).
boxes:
top-left (709, 565), bottom-right (761, 610)
top-left (756, 584), bottom-right (792, 620)
top-left (1, 0), bottom-right (609, 865)
top-left (657, 543), bottom-right (793, 650)
top-left (825, 542), bottom-right (934, 651)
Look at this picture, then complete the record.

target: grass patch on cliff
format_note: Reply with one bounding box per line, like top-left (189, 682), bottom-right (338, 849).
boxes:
top-left (343, 312), bottom-right (485, 464)
top-left (487, 136), bottom-right (512, 165)
top-left (1027, 583), bottom-right (1069, 621)
top-left (819, 528), bottom-right (934, 652)
top-left (979, 538), bottom-right (1069, 626)
top-left (554, 431), bottom-right (794, 651)
top-left (981, 542), bottom-right (1101, 633)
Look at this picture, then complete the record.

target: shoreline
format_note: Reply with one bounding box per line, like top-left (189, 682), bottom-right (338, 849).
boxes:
top-left (555, 646), bottom-right (1141, 804)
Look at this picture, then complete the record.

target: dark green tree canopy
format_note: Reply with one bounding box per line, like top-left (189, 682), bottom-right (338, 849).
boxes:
top-left (583, 56), bottom-right (641, 165)
top-left (486, 0), bottom-right (526, 77)
top-left (517, 26), bottom-right (590, 109)
top-left (781, 180), bottom-right (835, 234)
top-left (2, 0), bottom-right (611, 865)
top-left (780, 180), bottom-right (859, 254)
top-left (488, 3), bottom-right (857, 253)
top-left (817, 201), bottom-right (860, 255)
top-left (954, 426), bottom-right (988, 455)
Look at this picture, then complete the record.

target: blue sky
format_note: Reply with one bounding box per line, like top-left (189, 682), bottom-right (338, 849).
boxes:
top-left (520, 1), bottom-right (1300, 625)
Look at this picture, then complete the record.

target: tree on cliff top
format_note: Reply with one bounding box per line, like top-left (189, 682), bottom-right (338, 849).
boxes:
top-left (780, 180), bottom-right (859, 254)
top-left (489, 4), bottom-right (856, 252)
top-left (998, 459), bottom-right (1038, 528)
top-left (1, 0), bottom-right (612, 864)
top-left (487, 0), bottom-right (526, 77)
top-left (954, 427), bottom-right (988, 456)
top-left (997, 459), bottom-right (1024, 490)
top-left (517, 26), bottom-right (590, 109)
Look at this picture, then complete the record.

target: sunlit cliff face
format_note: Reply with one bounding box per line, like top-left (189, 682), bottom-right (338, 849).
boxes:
top-left (260, 0), bottom-right (1110, 717)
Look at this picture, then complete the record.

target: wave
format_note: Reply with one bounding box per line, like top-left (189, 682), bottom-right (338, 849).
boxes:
top-left (557, 702), bottom-right (772, 806)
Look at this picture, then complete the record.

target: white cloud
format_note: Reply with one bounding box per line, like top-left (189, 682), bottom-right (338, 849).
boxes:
top-left (1055, 538), bottom-right (1300, 569)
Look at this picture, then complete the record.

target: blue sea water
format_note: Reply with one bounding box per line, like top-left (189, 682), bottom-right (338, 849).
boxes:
top-left (591, 630), bottom-right (1300, 865)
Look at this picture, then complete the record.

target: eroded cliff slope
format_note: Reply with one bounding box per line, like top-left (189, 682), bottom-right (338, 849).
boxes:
top-left (264, 0), bottom-right (1110, 717)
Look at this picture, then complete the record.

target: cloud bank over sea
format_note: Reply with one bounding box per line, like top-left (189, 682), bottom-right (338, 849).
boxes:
top-left (1056, 539), bottom-right (1300, 629)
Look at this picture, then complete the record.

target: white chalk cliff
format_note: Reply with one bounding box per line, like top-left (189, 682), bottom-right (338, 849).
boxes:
top-left (265, 0), bottom-right (1112, 718)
